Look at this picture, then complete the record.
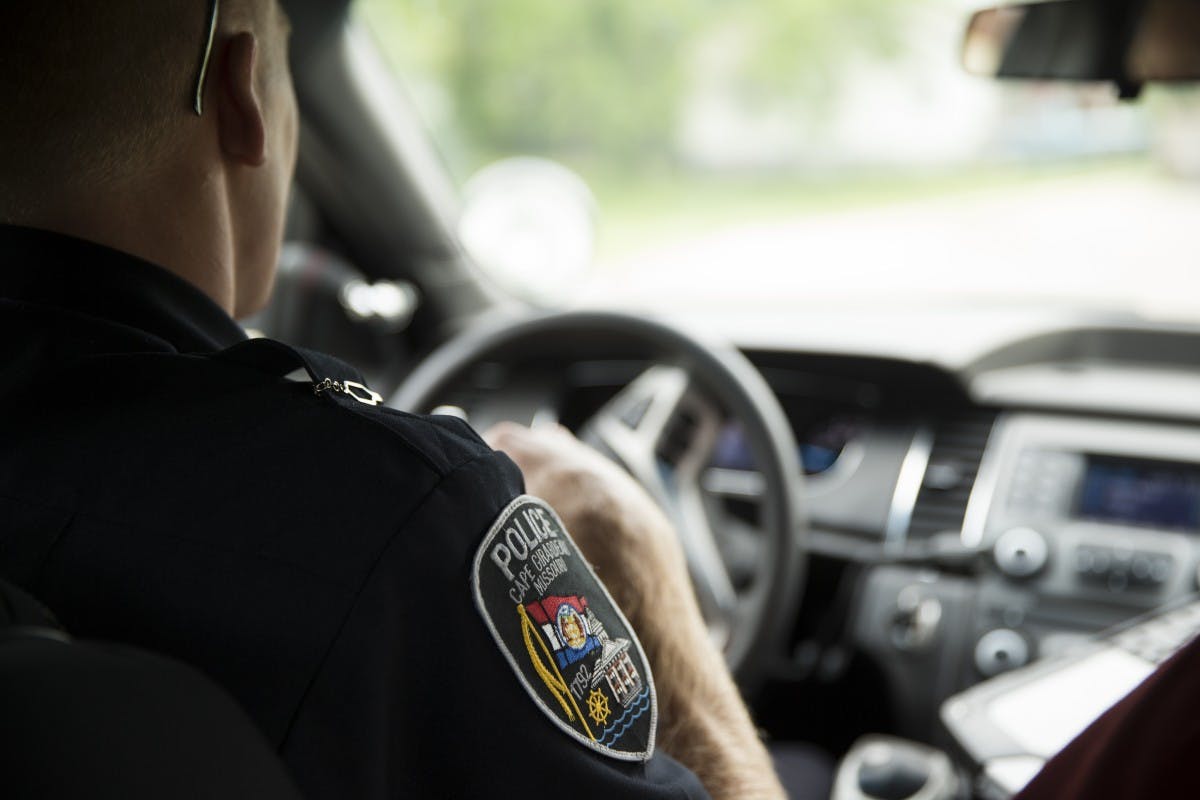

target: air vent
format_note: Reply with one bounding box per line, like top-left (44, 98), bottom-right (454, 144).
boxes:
top-left (906, 412), bottom-right (997, 540)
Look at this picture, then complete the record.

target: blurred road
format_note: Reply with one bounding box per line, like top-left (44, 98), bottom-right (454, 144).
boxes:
top-left (587, 170), bottom-right (1200, 323)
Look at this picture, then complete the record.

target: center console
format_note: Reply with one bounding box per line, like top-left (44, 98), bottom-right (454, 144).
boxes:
top-left (851, 414), bottom-right (1200, 752)
top-left (963, 414), bottom-right (1200, 613)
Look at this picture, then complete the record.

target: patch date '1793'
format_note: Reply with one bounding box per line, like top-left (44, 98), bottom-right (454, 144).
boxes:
top-left (472, 495), bottom-right (657, 761)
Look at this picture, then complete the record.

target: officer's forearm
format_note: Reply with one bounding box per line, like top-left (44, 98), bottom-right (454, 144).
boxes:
top-left (578, 498), bottom-right (785, 800)
top-left (630, 564), bottom-right (786, 800)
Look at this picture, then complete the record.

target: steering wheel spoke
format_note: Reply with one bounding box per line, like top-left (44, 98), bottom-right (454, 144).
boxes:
top-left (582, 365), bottom-right (738, 646)
top-left (581, 364), bottom-right (688, 492)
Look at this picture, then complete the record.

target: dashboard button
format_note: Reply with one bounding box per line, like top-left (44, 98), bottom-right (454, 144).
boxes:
top-left (994, 527), bottom-right (1049, 579)
top-left (1129, 553), bottom-right (1173, 587)
top-left (1077, 546), bottom-right (1172, 591)
top-left (1150, 556), bottom-right (1172, 585)
top-left (1076, 545), bottom-right (1113, 582)
top-left (1130, 555), bottom-right (1153, 582)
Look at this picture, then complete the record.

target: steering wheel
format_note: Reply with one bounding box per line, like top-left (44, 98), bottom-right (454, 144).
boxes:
top-left (391, 310), bottom-right (807, 689)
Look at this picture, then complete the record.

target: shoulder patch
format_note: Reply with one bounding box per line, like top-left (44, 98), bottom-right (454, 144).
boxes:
top-left (472, 495), bottom-right (657, 761)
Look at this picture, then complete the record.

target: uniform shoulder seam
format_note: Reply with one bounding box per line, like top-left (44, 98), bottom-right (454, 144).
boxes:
top-left (331, 401), bottom-right (491, 477)
top-left (195, 354), bottom-right (487, 477)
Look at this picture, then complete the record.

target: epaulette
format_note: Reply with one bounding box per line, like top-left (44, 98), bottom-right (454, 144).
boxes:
top-left (209, 337), bottom-right (491, 476)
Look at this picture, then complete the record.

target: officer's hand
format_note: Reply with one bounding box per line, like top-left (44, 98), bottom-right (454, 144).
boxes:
top-left (482, 421), bottom-right (692, 625)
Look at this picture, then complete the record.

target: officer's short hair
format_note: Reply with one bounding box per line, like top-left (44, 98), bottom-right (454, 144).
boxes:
top-left (0, 1), bottom-right (261, 218)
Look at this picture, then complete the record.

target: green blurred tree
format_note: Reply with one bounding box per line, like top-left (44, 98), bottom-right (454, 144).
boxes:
top-left (447, 0), bottom-right (696, 163)
top-left (359, 0), bottom-right (928, 171)
top-left (716, 0), bottom-right (920, 113)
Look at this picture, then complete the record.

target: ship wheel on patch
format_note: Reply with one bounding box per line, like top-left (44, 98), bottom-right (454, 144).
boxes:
top-left (587, 688), bottom-right (612, 726)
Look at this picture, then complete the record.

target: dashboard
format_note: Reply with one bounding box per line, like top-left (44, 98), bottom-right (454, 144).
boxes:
top-left (732, 321), bottom-right (1200, 755)
top-left (409, 311), bottom-right (1200, 759)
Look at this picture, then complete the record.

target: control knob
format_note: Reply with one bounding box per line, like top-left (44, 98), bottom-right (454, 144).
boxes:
top-left (975, 628), bottom-right (1031, 677)
top-left (993, 527), bottom-right (1049, 579)
top-left (889, 585), bottom-right (943, 652)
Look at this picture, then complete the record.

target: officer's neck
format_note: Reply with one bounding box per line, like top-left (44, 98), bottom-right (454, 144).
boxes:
top-left (11, 162), bottom-right (239, 317)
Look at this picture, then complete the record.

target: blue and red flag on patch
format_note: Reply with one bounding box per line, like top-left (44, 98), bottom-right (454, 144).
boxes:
top-left (524, 595), bottom-right (602, 668)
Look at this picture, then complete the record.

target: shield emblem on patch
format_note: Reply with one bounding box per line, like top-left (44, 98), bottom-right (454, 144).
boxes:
top-left (472, 495), bottom-right (657, 761)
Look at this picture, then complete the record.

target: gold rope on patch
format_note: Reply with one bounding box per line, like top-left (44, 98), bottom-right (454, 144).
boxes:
top-left (518, 603), bottom-right (596, 741)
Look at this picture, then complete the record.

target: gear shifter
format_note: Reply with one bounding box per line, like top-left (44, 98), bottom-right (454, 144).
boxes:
top-left (857, 743), bottom-right (933, 799)
top-left (832, 736), bottom-right (960, 800)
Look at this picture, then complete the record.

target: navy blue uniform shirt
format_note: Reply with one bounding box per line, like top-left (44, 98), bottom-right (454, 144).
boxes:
top-left (0, 225), bottom-right (707, 799)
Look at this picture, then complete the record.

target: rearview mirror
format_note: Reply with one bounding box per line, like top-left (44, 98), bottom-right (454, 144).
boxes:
top-left (963, 0), bottom-right (1200, 92)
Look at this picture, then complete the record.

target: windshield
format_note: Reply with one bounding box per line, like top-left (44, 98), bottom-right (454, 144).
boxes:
top-left (357, 0), bottom-right (1200, 321)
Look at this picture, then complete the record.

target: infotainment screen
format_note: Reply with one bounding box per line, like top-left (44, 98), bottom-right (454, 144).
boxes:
top-left (1076, 455), bottom-right (1200, 532)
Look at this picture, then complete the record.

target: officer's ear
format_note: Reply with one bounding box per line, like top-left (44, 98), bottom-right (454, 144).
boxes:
top-left (216, 32), bottom-right (267, 167)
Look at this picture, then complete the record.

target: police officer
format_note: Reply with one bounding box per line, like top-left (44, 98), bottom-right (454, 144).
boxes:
top-left (0, 2), bottom-right (786, 798)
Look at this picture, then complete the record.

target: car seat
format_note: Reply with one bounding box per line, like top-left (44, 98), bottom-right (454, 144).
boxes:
top-left (0, 577), bottom-right (303, 799)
